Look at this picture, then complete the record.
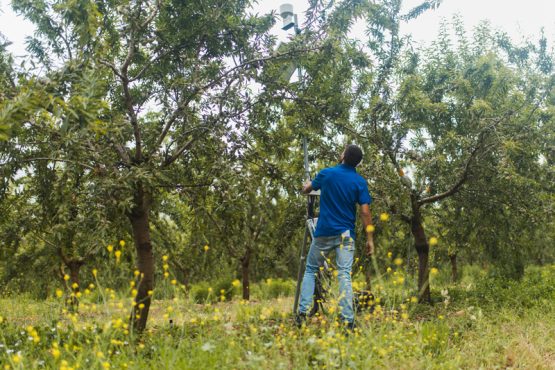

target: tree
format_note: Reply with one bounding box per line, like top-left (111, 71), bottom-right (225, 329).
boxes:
top-left (0, 0), bottom-right (315, 331)
top-left (350, 16), bottom-right (553, 300)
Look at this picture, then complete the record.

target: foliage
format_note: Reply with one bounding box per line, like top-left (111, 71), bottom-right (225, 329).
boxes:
top-left (189, 280), bottom-right (238, 304)
top-left (254, 278), bottom-right (295, 300)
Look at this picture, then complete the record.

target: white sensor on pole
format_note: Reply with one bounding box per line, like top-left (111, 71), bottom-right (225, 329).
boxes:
top-left (280, 3), bottom-right (296, 30)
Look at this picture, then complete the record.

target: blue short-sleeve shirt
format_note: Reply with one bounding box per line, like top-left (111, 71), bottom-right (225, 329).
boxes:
top-left (311, 164), bottom-right (372, 240)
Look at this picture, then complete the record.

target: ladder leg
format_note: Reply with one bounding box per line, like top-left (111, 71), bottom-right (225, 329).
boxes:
top-left (293, 226), bottom-right (310, 315)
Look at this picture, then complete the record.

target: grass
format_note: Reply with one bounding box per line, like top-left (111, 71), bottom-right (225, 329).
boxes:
top-left (1, 264), bottom-right (555, 369)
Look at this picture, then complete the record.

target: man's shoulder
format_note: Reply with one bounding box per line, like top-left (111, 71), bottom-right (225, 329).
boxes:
top-left (355, 172), bottom-right (367, 181)
top-left (353, 172), bottom-right (368, 186)
top-left (319, 165), bottom-right (338, 174)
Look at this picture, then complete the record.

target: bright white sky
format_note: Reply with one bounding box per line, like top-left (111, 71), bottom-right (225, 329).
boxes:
top-left (1, 0), bottom-right (554, 59)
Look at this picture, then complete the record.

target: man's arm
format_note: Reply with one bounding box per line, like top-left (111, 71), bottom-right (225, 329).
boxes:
top-left (302, 180), bottom-right (313, 194)
top-left (360, 204), bottom-right (375, 255)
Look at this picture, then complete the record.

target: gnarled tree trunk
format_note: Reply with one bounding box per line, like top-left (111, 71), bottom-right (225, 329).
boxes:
top-left (58, 246), bottom-right (84, 309)
top-left (410, 209), bottom-right (431, 303)
top-left (129, 185), bottom-right (154, 333)
top-left (241, 248), bottom-right (251, 300)
top-left (67, 260), bottom-right (83, 288)
top-left (449, 253), bottom-right (459, 282)
top-left (67, 259), bottom-right (83, 309)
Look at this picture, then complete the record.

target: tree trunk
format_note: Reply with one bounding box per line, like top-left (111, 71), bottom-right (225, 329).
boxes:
top-left (67, 259), bottom-right (83, 310)
top-left (129, 186), bottom-right (154, 333)
top-left (410, 212), bottom-right (431, 303)
top-left (68, 261), bottom-right (82, 288)
top-left (241, 249), bottom-right (251, 300)
top-left (449, 253), bottom-right (459, 282)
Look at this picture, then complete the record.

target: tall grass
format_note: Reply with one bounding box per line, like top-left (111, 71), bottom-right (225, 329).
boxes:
top-left (1, 262), bottom-right (554, 369)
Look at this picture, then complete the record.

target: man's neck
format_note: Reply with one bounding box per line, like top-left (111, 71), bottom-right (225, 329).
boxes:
top-left (340, 162), bottom-right (356, 170)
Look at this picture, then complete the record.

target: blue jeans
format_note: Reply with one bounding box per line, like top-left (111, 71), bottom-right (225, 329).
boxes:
top-left (298, 234), bottom-right (355, 323)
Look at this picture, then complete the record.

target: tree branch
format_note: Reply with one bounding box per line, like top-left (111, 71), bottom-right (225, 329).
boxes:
top-left (152, 46), bottom-right (319, 153)
top-left (418, 131), bottom-right (484, 206)
top-left (163, 136), bottom-right (197, 167)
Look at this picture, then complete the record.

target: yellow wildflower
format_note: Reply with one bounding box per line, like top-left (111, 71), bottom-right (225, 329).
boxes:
top-left (430, 267), bottom-right (439, 276)
top-left (63, 274), bottom-right (70, 281)
top-left (203, 245), bottom-right (209, 252)
top-left (119, 240), bottom-right (125, 248)
top-left (379, 213), bottom-right (390, 222)
top-left (92, 269), bottom-right (98, 278)
top-left (162, 255), bottom-right (169, 262)
top-left (365, 224), bottom-right (375, 233)
top-left (51, 347), bottom-right (61, 359)
top-left (429, 237), bottom-right (438, 246)
top-left (232, 279), bottom-right (241, 288)
top-left (107, 245), bottom-right (113, 253)
top-left (394, 258), bottom-right (403, 266)
top-left (56, 289), bottom-right (63, 298)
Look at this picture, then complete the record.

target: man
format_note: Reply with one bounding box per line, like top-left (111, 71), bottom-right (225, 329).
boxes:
top-left (296, 144), bottom-right (374, 329)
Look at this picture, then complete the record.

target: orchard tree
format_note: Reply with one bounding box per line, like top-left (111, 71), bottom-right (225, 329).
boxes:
top-left (0, 0), bottom-right (325, 331)
top-left (352, 16), bottom-right (553, 300)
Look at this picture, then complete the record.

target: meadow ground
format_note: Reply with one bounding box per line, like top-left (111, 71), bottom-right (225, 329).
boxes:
top-left (1, 264), bottom-right (555, 369)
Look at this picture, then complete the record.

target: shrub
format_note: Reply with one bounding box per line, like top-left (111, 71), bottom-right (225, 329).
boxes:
top-left (256, 278), bottom-right (295, 300)
top-left (190, 279), bottom-right (239, 304)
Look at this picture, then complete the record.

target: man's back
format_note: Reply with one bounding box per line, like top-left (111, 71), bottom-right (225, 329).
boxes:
top-left (312, 164), bottom-right (371, 239)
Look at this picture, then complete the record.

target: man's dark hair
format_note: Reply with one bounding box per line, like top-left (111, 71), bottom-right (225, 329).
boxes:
top-left (344, 144), bottom-right (363, 167)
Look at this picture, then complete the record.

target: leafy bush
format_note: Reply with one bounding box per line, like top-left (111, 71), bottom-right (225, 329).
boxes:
top-left (467, 264), bottom-right (555, 312)
top-left (254, 278), bottom-right (295, 300)
top-left (190, 279), bottom-right (238, 303)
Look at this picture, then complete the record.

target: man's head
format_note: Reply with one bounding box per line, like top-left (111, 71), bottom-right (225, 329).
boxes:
top-left (341, 144), bottom-right (363, 167)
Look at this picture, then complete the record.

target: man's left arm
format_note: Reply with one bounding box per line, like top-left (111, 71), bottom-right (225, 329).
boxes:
top-left (360, 204), bottom-right (375, 256)
top-left (358, 180), bottom-right (374, 255)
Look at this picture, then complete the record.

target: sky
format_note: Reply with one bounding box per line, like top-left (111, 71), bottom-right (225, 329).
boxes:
top-left (252, 0), bottom-right (555, 45)
top-left (1, 0), bottom-right (555, 60)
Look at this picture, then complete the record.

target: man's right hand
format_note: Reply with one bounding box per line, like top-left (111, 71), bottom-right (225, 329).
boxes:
top-left (302, 180), bottom-right (313, 194)
top-left (366, 239), bottom-right (375, 256)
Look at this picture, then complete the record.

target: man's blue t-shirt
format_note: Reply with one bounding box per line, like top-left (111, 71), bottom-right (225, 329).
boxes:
top-left (311, 164), bottom-right (372, 240)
